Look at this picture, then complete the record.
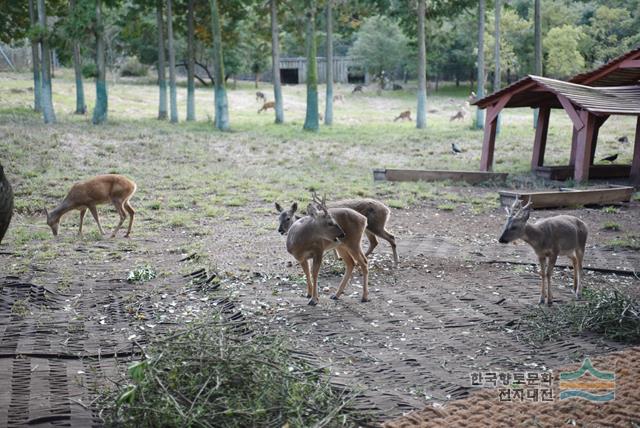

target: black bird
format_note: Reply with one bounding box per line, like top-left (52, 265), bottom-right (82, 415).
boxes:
top-left (617, 135), bottom-right (629, 144)
top-left (600, 153), bottom-right (618, 163)
top-left (0, 163), bottom-right (14, 244)
top-left (451, 142), bottom-right (463, 154)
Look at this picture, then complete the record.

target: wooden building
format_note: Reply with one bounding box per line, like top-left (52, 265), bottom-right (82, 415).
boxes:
top-left (473, 47), bottom-right (640, 184)
top-left (268, 56), bottom-right (369, 85)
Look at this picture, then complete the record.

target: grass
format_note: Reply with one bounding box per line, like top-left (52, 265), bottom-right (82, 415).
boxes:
top-left (601, 206), bottom-right (620, 214)
top-left (602, 221), bottom-right (621, 231)
top-left (521, 287), bottom-right (640, 344)
top-left (99, 317), bottom-right (365, 427)
top-left (605, 234), bottom-right (640, 251)
top-left (127, 265), bottom-right (157, 283)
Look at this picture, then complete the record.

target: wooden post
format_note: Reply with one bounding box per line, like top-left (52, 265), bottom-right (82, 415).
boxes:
top-left (574, 111), bottom-right (597, 182)
top-left (631, 116), bottom-right (640, 186)
top-left (569, 128), bottom-right (578, 166)
top-left (531, 107), bottom-right (550, 169)
top-left (480, 111), bottom-right (498, 171)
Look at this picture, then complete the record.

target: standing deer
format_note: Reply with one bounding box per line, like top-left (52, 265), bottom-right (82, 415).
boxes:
top-left (45, 174), bottom-right (137, 238)
top-left (256, 91), bottom-right (266, 102)
top-left (258, 101), bottom-right (275, 113)
top-left (283, 195), bottom-right (369, 305)
top-left (498, 199), bottom-right (588, 305)
top-left (276, 196), bottom-right (398, 266)
top-left (394, 110), bottom-right (412, 122)
top-left (0, 163), bottom-right (13, 244)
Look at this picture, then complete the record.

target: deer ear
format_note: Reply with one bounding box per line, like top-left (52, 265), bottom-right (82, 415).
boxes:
top-left (275, 202), bottom-right (283, 213)
top-left (291, 202), bottom-right (298, 213)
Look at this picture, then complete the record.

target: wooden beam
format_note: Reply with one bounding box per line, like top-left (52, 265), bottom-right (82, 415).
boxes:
top-left (569, 127), bottom-right (579, 166)
top-left (631, 116), bottom-right (640, 186)
top-left (531, 107), bottom-right (550, 168)
top-left (574, 110), bottom-right (598, 182)
top-left (557, 95), bottom-right (584, 130)
top-left (487, 93), bottom-right (512, 124)
top-left (499, 185), bottom-right (634, 209)
top-left (480, 110), bottom-right (498, 171)
top-left (589, 115), bottom-right (610, 165)
top-left (373, 169), bottom-right (508, 184)
top-left (620, 59), bottom-right (640, 68)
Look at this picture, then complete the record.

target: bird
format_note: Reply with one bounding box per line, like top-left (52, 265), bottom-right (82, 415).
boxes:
top-left (617, 135), bottom-right (629, 144)
top-left (451, 143), bottom-right (463, 154)
top-left (600, 153), bottom-right (618, 163)
top-left (0, 163), bottom-right (14, 244)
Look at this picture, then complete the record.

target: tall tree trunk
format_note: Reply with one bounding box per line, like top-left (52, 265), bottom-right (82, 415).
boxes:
top-left (303, 1), bottom-right (318, 131)
top-left (166, 0), bottom-right (178, 123)
top-left (70, 0), bottom-right (86, 115)
top-left (476, 0), bottom-right (485, 129)
top-left (494, 0), bottom-right (501, 133)
top-left (533, 0), bottom-right (542, 128)
top-left (37, 0), bottom-right (55, 123)
top-left (416, 0), bottom-right (427, 129)
top-left (270, 0), bottom-right (284, 123)
top-left (156, 0), bottom-right (167, 119)
top-left (92, 0), bottom-right (107, 124)
top-left (210, 0), bottom-right (229, 131)
top-left (28, 0), bottom-right (42, 112)
top-left (186, 0), bottom-right (195, 121)
top-left (324, 0), bottom-right (333, 125)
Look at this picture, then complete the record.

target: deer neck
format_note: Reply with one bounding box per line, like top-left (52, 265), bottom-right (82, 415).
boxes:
top-left (49, 199), bottom-right (74, 222)
top-left (521, 223), bottom-right (544, 251)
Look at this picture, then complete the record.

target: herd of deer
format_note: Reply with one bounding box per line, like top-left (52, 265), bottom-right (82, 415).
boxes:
top-left (0, 167), bottom-right (589, 308)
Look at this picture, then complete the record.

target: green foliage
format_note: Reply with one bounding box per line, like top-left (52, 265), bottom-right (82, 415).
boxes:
top-left (120, 56), bottom-right (148, 77)
top-left (544, 25), bottom-right (585, 78)
top-left (602, 221), bottom-right (620, 231)
top-left (82, 62), bottom-right (98, 78)
top-left (127, 265), bottom-right (157, 283)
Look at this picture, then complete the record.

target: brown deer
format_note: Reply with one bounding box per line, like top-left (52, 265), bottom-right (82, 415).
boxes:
top-left (283, 195), bottom-right (369, 305)
top-left (498, 199), bottom-right (588, 305)
top-left (394, 110), bottom-right (412, 122)
top-left (258, 101), bottom-right (275, 113)
top-left (256, 91), bottom-right (266, 102)
top-left (450, 101), bottom-right (470, 121)
top-left (276, 197), bottom-right (398, 266)
top-left (352, 85), bottom-right (364, 93)
top-left (45, 174), bottom-right (137, 238)
top-left (333, 94), bottom-right (344, 102)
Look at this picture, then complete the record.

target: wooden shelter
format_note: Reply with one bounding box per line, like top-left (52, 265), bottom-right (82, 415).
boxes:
top-left (473, 47), bottom-right (640, 184)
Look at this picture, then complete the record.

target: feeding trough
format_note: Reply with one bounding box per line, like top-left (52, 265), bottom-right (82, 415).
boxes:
top-left (373, 168), bottom-right (508, 185)
top-left (499, 185), bottom-right (634, 209)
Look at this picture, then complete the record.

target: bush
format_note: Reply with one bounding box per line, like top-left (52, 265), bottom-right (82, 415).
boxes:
top-left (120, 56), bottom-right (148, 77)
top-left (82, 63), bottom-right (97, 78)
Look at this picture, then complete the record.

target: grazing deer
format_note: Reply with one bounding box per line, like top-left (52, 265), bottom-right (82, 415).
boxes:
top-left (276, 196), bottom-right (398, 266)
top-left (256, 91), bottom-right (266, 102)
top-left (450, 110), bottom-right (467, 121)
top-left (333, 94), bottom-right (344, 102)
top-left (284, 195), bottom-right (369, 305)
top-left (498, 199), bottom-right (588, 306)
top-left (45, 174), bottom-right (137, 238)
top-left (394, 110), bottom-right (412, 122)
top-left (0, 163), bottom-right (13, 244)
top-left (258, 101), bottom-right (275, 113)
top-left (352, 85), bottom-right (364, 93)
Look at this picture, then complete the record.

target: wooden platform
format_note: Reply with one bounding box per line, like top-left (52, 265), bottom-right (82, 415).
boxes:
top-left (534, 164), bottom-right (631, 180)
top-left (499, 185), bottom-right (634, 209)
top-left (373, 168), bottom-right (508, 184)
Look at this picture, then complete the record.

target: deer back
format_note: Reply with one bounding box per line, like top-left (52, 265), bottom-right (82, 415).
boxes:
top-left (528, 215), bottom-right (588, 256)
top-left (329, 199), bottom-right (388, 232)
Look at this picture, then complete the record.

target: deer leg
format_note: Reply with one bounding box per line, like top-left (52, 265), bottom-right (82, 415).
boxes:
top-left (570, 255), bottom-right (579, 298)
top-left (546, 254), bottom-right (557, 306)
top-left (538, 257), bottom-right (547, 305)
top-left (111, 200), bottom-right (127, 238)
top-left (331, 247), bottom-right (354, 300)
top-left (124, 200), bottom-right (135, 237)
top-left (309, 254), bottom-right (322, 305)
top-left (78, 208), bottom-right (87, 236)
top-left (353, 250), bottom-right (369, 302)
top-left (364, 231), bottom-right (378, 257)
top-left (88, 205), bottom-right (105, 235)
top-left (299, 259), bottom-right (313, 299)
top-left (575, 250), bottom-right (584, 300)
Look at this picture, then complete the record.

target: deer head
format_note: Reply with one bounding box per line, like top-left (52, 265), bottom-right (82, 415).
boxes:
top-left (44, 207), bottom-right (59, 236)
top-left (308, 192), bottom-right (345, 243)
top-left (498, 198), bottom-right (532, 243)
top-left (275, 201), bottom-right (298, 235)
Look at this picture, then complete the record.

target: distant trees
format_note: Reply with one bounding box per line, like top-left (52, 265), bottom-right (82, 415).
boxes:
top-left (210, 0), bottom-right (229, 131)
top-left (37, 0), bottom-right (56, 124)
top-left (166, 0), bottom-right (178, 123)
top-left (27, 0), bottom-right (42, 113)
top-left (92, 0), bottom-right (107, 124)
top-left (544, 25), bottom-right (585, 78)
top-left (476, 0), bottom-right (485, 129)
top-left (155, 0), bottom-right (168, 120)
top-left (302, 0), bottom-right (318, 131)
top-left (416, 0), bottom-right (426, 129)
top-left (324, 0), bottom-right (334, 126)
top-left (270, 0), bottom-right (284, 124)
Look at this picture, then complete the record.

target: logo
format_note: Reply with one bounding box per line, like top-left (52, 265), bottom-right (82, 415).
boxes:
top-left (559, 358), bottom-right (615, 402)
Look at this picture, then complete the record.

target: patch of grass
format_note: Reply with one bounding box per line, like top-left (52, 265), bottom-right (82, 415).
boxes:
top-left (605, 234), bottom-right (640, 251)
top-left (602, 221), bottom-right (621, 231)
top-left (11, 299), bottom-right (30, 318)
top-left (521, 287), bottom-right (640, 344)
top-left (601, 206), bottom-right (619, 214)
top-left (436, 203), bottom-right (456, 211)
top-left (127, 265), bottom-right (157, 283)
top-left (99, 318), bottom-right (364, 427)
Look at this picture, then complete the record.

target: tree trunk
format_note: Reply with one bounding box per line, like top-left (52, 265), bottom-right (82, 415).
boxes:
top-left (476, 0), bottom-right (485, 129)
top-left (28, 0), bottom-right (41, 112)
top-left (166, 0), bottom-right (178, 123)
top-left (37, 0), bottom-right (55, 123)
top-left (186, 0), bottom-right (195, 121)
top-left (494, 0), bottom-right (501, 133)
top-left (255, 73), bottom-right (259, 88)
top-left (92, 0), bottom-right (107, 124)
top-left (533, 0), bottom-right (542, 128)
top-left (324, 0), bottom-right (333, 125)
top-left (416, 0), bottom-right (427, 129)
top-left (69, 0), bottom-right (86, 115)
top-left (270, 0), bottom-right (284, 123)
top-left (303, 1), bottom-right (318, 131)
top-left (210, 0), bottom-right (229, 131)
top-left (156, 0), bottom-right (167, 120)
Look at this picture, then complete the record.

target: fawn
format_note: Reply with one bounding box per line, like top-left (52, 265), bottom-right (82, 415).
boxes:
top-left (256, 91), bottom-right (266, 102)
top-left (45, 174), bottom-right (137, 238)
top-left (394, 110), bottom-right (412, 122)
top-left (258, 101), bottom-right (275, 113)
top-left (499, 199), bottom-right (588, 305)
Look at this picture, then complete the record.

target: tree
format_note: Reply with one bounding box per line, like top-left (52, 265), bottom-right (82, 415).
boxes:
top-left (544, 25), bottom-right (585, 78)
top-left (493, 0), bottom-right (500, 133)
top-left (166, 0), bottom-right (178, 123)
top-left (210, 0), bottom-right (229, 131)
top-left (475, 0), bottom-right (485, 129)
top-left (37, 0), bottom-right (56, 124)
top-left (186, 0), bottom-right (195, 121)
top-left (416, 0), bottom-right (426, 129)
top-left (324, 0), bottom-right (333, 126)
top-left (92, 0), bottom-right (108, 124)
top-left (533, 0), bottom-right (541, 128)
top-left (156, 0), bottom-right (167, 120)
top-left (28, 0), bottom-right (42, 113)
top-left (270, 0), bottom-right (284, 123)
top-left (69, 0), bottom-right (86, 114)
top-left (585, 6), bottom-right (635, 64)
top-left (303, 0), bottom-right (318, 131)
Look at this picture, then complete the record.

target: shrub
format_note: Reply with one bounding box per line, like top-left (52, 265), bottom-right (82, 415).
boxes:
top-left (120, 57), bottom-right (148, 77)
top-left (82, 63), bottom-right (97, 78)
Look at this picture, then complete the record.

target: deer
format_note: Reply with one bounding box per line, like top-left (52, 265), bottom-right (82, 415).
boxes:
top-left (284, 194), bottom-right (369, 305)
top-left (45, 174), bottom-right (137, 238)
top-left (0, 163), bottom-right (13, 244)
top-left (352, 85), bottom-right (364, 93)
top-left (256, 91), bottom-right (266, 102)
top-left (275, 196), bottom-right (398, 267)
top-left (498, 198), bottom-right (588, 306)
top-left (394, 110), bottom-right (412, 122)
top-left (450, 101), bottom-right (471, 121)
top-left (258, 101), bottom-right (275, 113)
top-left (333, 94), bottom-right (344, 102)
